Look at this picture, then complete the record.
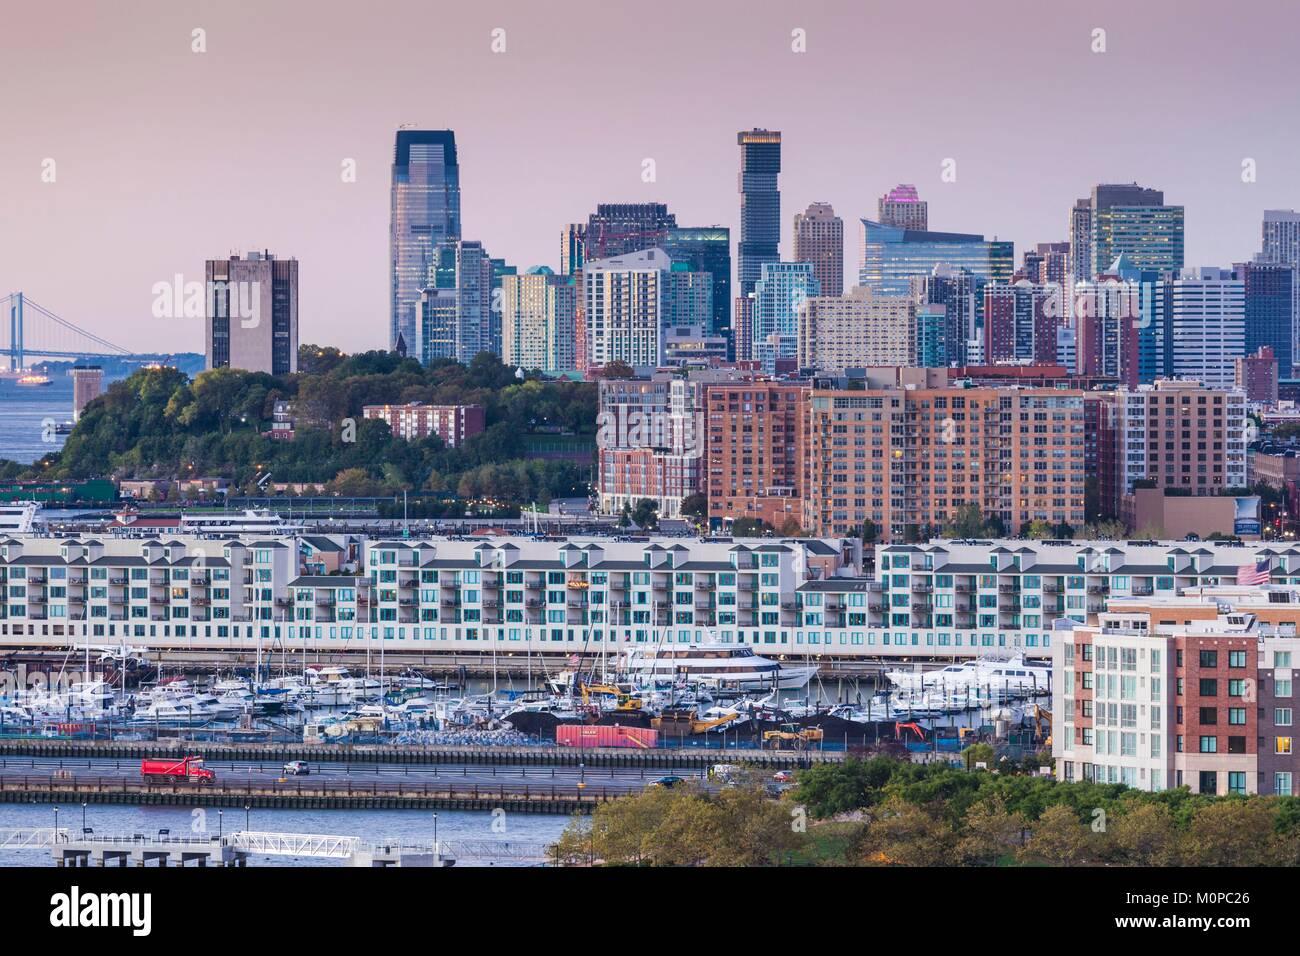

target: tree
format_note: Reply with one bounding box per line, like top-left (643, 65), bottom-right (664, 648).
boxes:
top-left (598, 360), bottom-right (635, 380)
top-left (1079, 519), bottom-right (1128, 540)
top-left (679, 493), bottom-right (708, 522)
top-left (860, 518), bottom-right (879, 544)
top-left (956, 796), bottom-right (1026, 865)
top-left (1018, 804), bottom-right (1095, 865)
top-left (1109, 802), bottom-right (1180, 866)
top-left (1181, 799), bottom-right (1277, 867)
top-left (630, 498), bottom-right (659, 530)
top-left (1023, 520), bottom-right (1053, 540)
top-left (942, 503), bottom-right (1001, 539)
top-left (790, 756), bottom-right (896, 817)
top-left (862, 798), bottom-right (956, 866)
top-left (730, 518), bottom-right (775, 538)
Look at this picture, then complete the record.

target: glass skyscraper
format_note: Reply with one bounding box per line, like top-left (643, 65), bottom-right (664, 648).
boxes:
top-left (663, 226), bottom-right (731, 337)
top-left (1089, 184), bottom-right (1183, 278)
top-left (391, 129), bottom-right (461, 353)
top-left (859, 220), bottom-right (1013, 296)
top-left (737, 129), bottom-right (782, 297)
top-left (752, 261), bottom-right (817, 373)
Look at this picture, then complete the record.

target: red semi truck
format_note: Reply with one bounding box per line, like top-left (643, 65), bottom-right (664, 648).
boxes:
top-left (140, 755), bottom-right (215, 784)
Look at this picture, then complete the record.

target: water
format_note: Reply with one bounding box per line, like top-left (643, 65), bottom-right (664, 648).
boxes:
top-left (0, 803), bottom-right (567, 867)
top-left (0, 377), bottom-right (73, 463)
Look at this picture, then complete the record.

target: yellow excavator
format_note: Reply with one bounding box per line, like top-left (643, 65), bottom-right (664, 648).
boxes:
top-left (762, 723), bottom-right (824, 750)
top-left (1031, 704), bottom-right (1052, 747)
top-left (578, 683), bottom-right (644, 712)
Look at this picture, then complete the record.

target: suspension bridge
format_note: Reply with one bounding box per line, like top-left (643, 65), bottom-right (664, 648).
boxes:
top-left (2, 292), bottom-right (133, 368)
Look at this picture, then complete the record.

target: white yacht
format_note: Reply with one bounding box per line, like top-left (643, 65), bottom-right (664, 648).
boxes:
top-left (619, 644), bottom-right (818, 691)
top-left (885, 654), bottom-right (1051, 697)
top-left (0, 501), bottom-right (39, 534)
top-left (179, 509), bottom-right (303, 535)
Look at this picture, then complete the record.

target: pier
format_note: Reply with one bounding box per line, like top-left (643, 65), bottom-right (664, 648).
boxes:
top-left (0, 827), bottom-right (546, 866)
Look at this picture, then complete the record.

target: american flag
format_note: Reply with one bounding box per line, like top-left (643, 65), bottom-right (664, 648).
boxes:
top-left (1237, 560), bottom-right (1271, 586)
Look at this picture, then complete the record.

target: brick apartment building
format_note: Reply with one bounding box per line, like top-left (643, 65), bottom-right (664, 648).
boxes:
top-left (361, 402), bottom-right (485, 447)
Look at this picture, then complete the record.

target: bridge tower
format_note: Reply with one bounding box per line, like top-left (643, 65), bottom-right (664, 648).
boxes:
top-left (7, 292), bottom-right (21, 369)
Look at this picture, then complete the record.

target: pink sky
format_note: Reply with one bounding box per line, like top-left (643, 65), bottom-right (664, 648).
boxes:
top-left (3, 0), bottom-right (1299, 354)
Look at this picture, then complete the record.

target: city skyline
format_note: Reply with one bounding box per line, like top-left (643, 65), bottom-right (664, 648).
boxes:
top-left (4, 0), bottom-right (1300, 355)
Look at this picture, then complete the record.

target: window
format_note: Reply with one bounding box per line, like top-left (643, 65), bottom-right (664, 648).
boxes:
top-left (1199, 770), bottom-right (1217, 794)
top-left (1199, 678), bottom-right (1218, 696)
top-left (1276, 708), bottom-right (1293, 727)
top-left (1198, 736), bottom-right (1217, 753)
top-left (1199, 650), bottom-right (1218, 668)
top-left (1228, 708), bottom-right (1246, 725)
top-left (1198, 707), bottom-right (1217, 725)
top-left (1277, 737), bottom-right (1293, 755)
top-left (1228, 650), bottom-right (1247, 668)
top-left (1276, 772), bottom-right (1293, 796)
top-left (1227, 772), bottom-right (1246, 796)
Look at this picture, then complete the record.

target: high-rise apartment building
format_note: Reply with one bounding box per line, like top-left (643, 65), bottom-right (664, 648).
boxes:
top-left (877, 184), bottom-right (928, 231)
top-left (1154, 267), bottom-right (1245, 389)
top-left (1261, 209), bottom-right (1300, 267)
top-left (798, 285), bottom-right (914, 373)
top-left (982, 282), bottom-right (1061, 366)
top-left (737, 129), bottom-right (782, 297)
top-left (500, 267), bottom-right (577, 373)
top-left (1089, 183), bottom-right (1184, 277)
top-left (1236, 346), bottom-right (1280, 404)
top-left (800, 383), bottom-right (1087, 539)
top-left (792, 203), bottom-right (843, 297)
top-left (704, 381), bottom-right (806, 529)
top-left (1069, 198), bottom-right (1093, 282)
top-left (663, 226), bottom-right (731, 340)
top-left (417, 239), bottom-right (492, 365)
top-left (752, 261), bottom-right (818, 373)
top-left (583, 248), bottom-right (672, 369)
top-left (390, 129), bottom-right (460, 353)
top-left (204, 250), bottom-right (298, 375)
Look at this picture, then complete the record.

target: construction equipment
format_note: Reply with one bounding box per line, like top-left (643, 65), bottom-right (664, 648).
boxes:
top-left (762, 723), bottom-right (824, 750)
top-left (894, 721), bottom-right (927, 743)
top-left (1031, 704), bottom-right (1052, 745)
top-left (578, 683), bottom-right (644, 712)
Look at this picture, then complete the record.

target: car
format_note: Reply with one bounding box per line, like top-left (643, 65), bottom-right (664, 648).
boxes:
top-left (649, 775), bottom-right (685, 789)
top-left (283, 760), bottom-right (310, 776)
top-left (772, 770), bottom-right (794, 783)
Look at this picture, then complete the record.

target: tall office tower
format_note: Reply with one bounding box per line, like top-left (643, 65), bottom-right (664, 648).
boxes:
top-left (1234, 261), bottom-right (1297, 378)
top-left (859, 219), bottom-right (1013, 295)
top-left (390, 129), bottom-right (460, 353)
top-left (737, 129), bottom-right (782, 297)
top-left (799, 383), bottom-right (1087, 539)
top-left (1151, 267), bottom-right (1245, 389)
top-left (792, 202), bottom-right (844, 297)
top-left (500, 267), bottom-right (577, 374)
top-left (1089, 183), bottom-right (1184, 277)
top-left (70, 365), bottom-right (103, 421)
top-left (752, 261), bottom-right (818, 373)
top-left (877, 184), bottom-right (928, 230)
top-left (915, 305), bottom-right (949, 368)
top-left (663, 226), bottom-right (731, 338)
top-left (797, 285), bottom-right (914, 373)
top-left (486, 258), bottom-right (516, 358)
top-left (581, 203), bottom-right (676, 262)
top-left (1261, 210), bottom-right (1300, 266)
top-left (416, 239), bottom-right (492, 365)
top-left (205, 250), bottom-right (298, 375)
top-left (583, 248), bottom-right (673, 369)
top-left (561, 222), bottom-right (586, 274)
top-left (982, 283), bottom-right (1060, 366)
top-left (909, 267), bottom-right (981, 368)
top-left (1069, 198), bottom-right (1092, 282)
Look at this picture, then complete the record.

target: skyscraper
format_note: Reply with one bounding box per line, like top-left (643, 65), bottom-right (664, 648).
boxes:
top-left (417, 239), bottom-right (491, 365)
top-left (1069, 198), bottom-right (1092, 282)
top-left (1089, 183), bottom-right (1184, 277)
top-left (792, 202), bottom-right (844, 297)
top-left (859, 220), bottom-right (1013, 296)
top-left (752, 261), bottom-right (817, 373)
top-left (737, 129), bottom-right (782, 297)
top-left (205, 250), bottom-right (298, 375)
top-left (581, 203), bottom-right (676, 261)
top-left (662, 226), bottom-right (731, 337)
top-left (501, 267), bottom-right (576, 374)
top-left (583, 248), bottom-right (674, 369)
top-left (1234, 260), bottom-right (1296, 379)
top-left (1261, 210), bottom-right (1300, 266)
top-left (877, 184), bottom-right (928, 231)
top-left (390, 129), bottom-right (461, 353)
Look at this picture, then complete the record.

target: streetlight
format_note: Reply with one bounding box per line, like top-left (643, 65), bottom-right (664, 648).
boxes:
top-left (53, 806), bottom-right (59, 840)
top-left (244, 805), bottom-right (251, 831)
top-left (81, 803), bottom-right (87, 833)
top-left (432, 812), bottom-right (438, 855)
top-left (218, 810), bottom-right (223, 838)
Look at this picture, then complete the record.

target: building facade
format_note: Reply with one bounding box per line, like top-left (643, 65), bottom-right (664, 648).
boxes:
top-left (797, 285), bottom-right (915, 373)
top-left (362, 403), bottom-right (486, 447)
top-left (500, 267), bottom-right (577, 373)
top-left (792, 202), bottom-right (844, 298)
top-left (204, 251), bottom-right (298, 375)
top-left (737, 129), bottom-right (782, 297)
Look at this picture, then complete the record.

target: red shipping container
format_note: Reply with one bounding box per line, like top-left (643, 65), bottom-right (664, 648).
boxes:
top-left (555, 724), bottom-right (658, 749)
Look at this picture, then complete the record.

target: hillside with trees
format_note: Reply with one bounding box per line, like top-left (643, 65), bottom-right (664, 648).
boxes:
top-left (1, 347), bottom-right (597, 509)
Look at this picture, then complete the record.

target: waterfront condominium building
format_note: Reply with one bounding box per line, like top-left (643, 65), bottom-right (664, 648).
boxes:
top-left (704, 380), bottom-right (807, 530)
top-left (583, 248), bottom-right (676, 370)
top-left (877, 184), bottom-right (928, 231)
top-left (1112, 378), bottom-right (1248, 501)
top-left (793, 202), bottom-right (844, 297)
top-left (737, 129), bottom-right (782, 297)
top-left (1089, 183), bottom-right (1184, 278)
top-left (752, 261), bottom-right (818, 373)
top-left (500, 267), bottom-right (577, 373)
top-left (390, 129), bottom-right (460, 353)
top-left (858, 219), bottom-right (1014, 297)
top-left (204, 251), bottom-right (298, 375)
top-left (1053, 586), bottom-right (1300, 794)
top-left (361, 402), bottom-right (485, 447)
top-left (797, 285), bottom-right (915, 373)
top-left (416, 239), bottom-right (492, 365)
top-left (800, 384), bottom-right (1087, 540)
